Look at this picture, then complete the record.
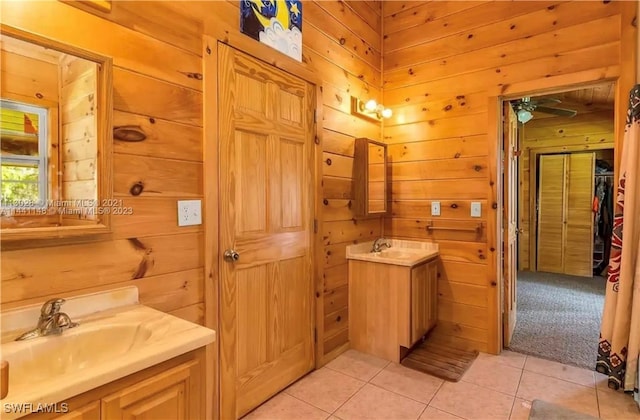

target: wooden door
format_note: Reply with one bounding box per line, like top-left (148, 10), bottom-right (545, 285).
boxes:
top-left (564, 153), bottom-right (595, 277)
top-left (102, 361), bottom-right (198, 419)
top-left (503, 103), bottom-right (518, 347)
top-left (537, 155), bottom-right (566, 273)
top-left (218, 44), bottom-right (315, 419)
top-left (536, 153), bottom-right (594, 277)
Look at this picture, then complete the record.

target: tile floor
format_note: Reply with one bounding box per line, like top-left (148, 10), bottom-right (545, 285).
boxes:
top-left (244, 349), bottom-right (640, 420)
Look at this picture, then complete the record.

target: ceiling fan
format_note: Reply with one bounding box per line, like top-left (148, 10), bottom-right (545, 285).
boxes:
top-left (510, 97), bottom-right (577, 124)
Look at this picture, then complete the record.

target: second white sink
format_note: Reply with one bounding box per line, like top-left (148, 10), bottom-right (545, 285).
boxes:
top-left (346, 239), bottom-right (438, 267)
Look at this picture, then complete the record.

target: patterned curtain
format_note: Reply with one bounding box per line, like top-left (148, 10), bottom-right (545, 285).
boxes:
top-left (597, 85), bottom-right (640, 403)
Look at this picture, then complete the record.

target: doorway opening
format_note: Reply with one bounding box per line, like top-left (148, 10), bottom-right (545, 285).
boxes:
top-left (502, 82), bottom-right (615, 369)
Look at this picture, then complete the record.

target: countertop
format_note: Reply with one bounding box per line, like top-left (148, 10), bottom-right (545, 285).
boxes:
top-left (346, 239), bottom-right (439, 267)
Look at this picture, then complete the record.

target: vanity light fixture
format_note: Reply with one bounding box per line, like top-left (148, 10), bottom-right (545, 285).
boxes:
top-left (351, 96), bottom-right (393, 121)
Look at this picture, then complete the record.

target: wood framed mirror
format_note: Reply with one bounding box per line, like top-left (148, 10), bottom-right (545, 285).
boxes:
top-left (0, 25), bottom-right (113, 241)
top-left (354, 137), bottom-right (388, 217)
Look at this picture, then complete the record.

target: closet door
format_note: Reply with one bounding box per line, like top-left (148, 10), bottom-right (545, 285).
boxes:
top-left (564, 153), bottom-right (595, 277)
top-left (537, 153), bottom-right (595, 277)
top-left (537, 155), bottom-right (566, 273)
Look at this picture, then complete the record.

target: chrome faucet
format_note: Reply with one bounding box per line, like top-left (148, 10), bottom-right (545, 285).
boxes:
top-left (15, 298), bottom-right (78, 341)
top-left (371, 237), bottom-right (392, 253)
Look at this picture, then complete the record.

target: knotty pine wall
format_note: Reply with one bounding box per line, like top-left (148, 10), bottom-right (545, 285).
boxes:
top-left (0, 0), bottom-right (382, 364)
top-left (382, 0), bottom-right (634, 353)
top-left (1, 1), bottom-right (206, 324)
top-left (518, 110), bottom-right (615, 271)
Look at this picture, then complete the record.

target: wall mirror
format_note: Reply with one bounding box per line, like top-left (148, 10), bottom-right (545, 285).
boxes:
top-left (0, 25), bottom-right (113, 241)
top-left (353, 137), bottom-right (388, 217)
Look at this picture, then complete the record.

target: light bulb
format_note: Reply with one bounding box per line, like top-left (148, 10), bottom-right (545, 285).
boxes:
top-left (381, 108), bottom-right (393, 119)
top-left (364, 99), bottom-right (377, 112)
top-left (517, 109), bottom-right (533, 124)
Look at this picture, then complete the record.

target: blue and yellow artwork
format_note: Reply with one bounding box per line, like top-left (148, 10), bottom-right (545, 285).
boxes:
top-left (240, 0), bottom-right (302, 62)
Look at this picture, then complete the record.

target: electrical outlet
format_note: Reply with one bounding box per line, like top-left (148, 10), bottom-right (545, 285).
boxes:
top-left (177, 200), bottom-right (202, 226)
top-left (471, 202), bottom-right (482, 218)
top-left (431, 201), bottom-right (441, 216)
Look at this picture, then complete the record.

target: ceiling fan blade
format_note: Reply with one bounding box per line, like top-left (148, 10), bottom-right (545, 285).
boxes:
top-left (532, 97), bottom-right (561, 106)
top-left (535, 106), bottom-right (577, 117)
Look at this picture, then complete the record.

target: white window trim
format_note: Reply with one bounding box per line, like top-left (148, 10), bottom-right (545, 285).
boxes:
top-left (1, 99), bottom-right (48, 209)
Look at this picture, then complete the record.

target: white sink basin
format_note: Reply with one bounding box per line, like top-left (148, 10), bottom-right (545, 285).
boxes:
top-left (3, 323), bottom-right (153, 388)
top-left (0, 294), bottom-right (215, 419)
top-left (346, 239), bottom-right (438, 267)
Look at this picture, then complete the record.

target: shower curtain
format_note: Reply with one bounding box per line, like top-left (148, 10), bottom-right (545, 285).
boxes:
top-left (597, 85), bottom-right (640, 404)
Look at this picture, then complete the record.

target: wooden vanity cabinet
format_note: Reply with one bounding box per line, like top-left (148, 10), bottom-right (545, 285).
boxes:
top-left (54, 401), bottom-right (100, 420)
top-left (23, 349), bottom-right (205, 420)
top-left (349, 257), bottom-right (438, 363)
top-left (101, 359), bottom-right (199, 419)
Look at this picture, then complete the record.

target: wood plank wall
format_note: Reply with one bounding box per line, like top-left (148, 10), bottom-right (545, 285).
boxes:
top-left (382, 0), bottom-right (632, 353)
top-left (60, 56), bottom-right (99, 220)
top-left (0, 0), bottom-right (383, 364)
top-left (518, 110), bottom-right (614, 270)
top-left (1, 0), bottom-right (207, 324)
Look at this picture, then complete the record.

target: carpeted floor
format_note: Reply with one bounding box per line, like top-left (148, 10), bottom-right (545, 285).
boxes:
top-left (508, 271), bottom-right (606, 369)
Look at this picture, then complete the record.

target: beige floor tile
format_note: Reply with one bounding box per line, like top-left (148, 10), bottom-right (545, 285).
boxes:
top-left (479, 350), bottom-right (527, 369)
top-left (516, 371), bottom-right (598, 417)
top-left (509, 399), bottom-right (532, 420)
top-left (334, 383), bottom-right (426, 420)
top-left (462, 356), bottom-right (523, 396)
top-left (419, 406), bottom-right (462, 419)
top-left (285, 367), bottom-right (366, 413)
top-left (594, 371), bottom-right (624, 392)
top-left (326, 349), bottom-right (390, 382)
top-left (243, 393), bottom-right (330, 420)
top-left (370, 363), bottom-right (444, 404)
top-left (430, 380), bottom-right (514, 420)
top-left (523, 356), bottom-right (595, 387)
top-left (595, 371), bottom-right (609, 390)
top-left (597, 386), bottom-right (640, 420)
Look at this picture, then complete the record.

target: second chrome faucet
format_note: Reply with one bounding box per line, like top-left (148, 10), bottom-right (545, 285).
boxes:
top-left (371, 237), bottom-right (392, 253)
top-left (15, 298), bottom-right (78, 341)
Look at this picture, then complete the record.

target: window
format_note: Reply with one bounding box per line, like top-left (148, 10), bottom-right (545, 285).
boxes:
top-left (0, 99), bottom-right (48, 208)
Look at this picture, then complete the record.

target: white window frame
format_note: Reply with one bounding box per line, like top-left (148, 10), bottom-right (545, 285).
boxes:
top-left (1, 99), bottom-right (48, 209)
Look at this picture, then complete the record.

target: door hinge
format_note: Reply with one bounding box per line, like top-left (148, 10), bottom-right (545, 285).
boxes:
top-left (314, 328), bottom-right (317, 343)
top-left (313, 218), bottom-right (318, 233)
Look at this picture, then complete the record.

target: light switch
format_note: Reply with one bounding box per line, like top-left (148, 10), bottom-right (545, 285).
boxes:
top-left (471, 202), bottom-right (482, 218)
top-left (431, 201), bottom-right (441, 216)
top-left (177, 200), bottom-right (202, 226)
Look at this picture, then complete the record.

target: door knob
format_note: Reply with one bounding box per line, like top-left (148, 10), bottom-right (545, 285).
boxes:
top-left (223, 249), bottom-right (240, 262)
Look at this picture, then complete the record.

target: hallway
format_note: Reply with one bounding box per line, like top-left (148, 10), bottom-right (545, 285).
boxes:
top-left (508, 271), bottom-right (606, 369)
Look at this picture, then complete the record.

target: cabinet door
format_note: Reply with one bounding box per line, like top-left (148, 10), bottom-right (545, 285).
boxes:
top-left (411, 260), bottom-right (438, 344)
top-left (101, 361), bottom-right (198, 420)
top-left (55, 401), bottom-right (100, 420)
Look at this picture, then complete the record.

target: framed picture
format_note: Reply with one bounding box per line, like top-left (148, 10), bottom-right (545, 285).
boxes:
top-left (240, 0), bottom-right (302, 62)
